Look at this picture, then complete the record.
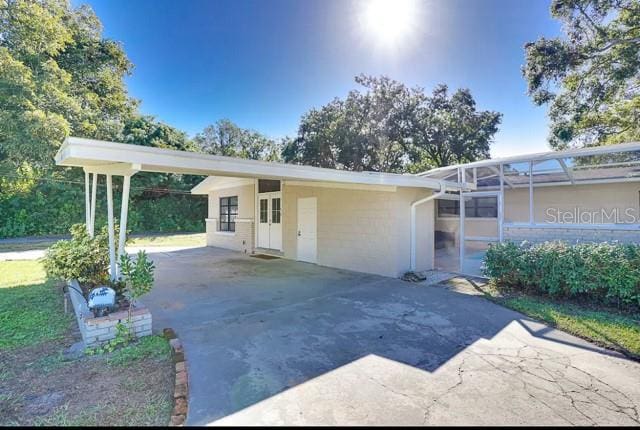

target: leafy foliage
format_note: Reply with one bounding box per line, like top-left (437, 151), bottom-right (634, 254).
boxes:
top-left (106, 335), bottom-right (170, 367)
top-left (283, 75), bottom-right (501, 172)
top-left (194, 118), bottom-right (282, 161)
top-left (523, 0), bottom-right (640, 147)
top-left (119, 250), bottom-right (155, 305)
top-left (85, 322), bottom-right (134, 355)
top-left (484, 241), bottom-right (640, 308)
top-left (43, 223), bottom-right (113, 288)
top-left (0, 0), bottom-right (135, 169)
top-left (0, 1), bottom-right (206, 239)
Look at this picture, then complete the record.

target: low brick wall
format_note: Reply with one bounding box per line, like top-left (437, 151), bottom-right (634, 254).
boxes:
top-left (68, 280), bottom-right (152, 347)
top-left (504, 225), bottom-right (640, 244)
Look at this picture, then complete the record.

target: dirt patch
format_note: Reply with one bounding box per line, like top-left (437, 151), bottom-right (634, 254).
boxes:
top-left (0, 325), bottom-right (173, 426)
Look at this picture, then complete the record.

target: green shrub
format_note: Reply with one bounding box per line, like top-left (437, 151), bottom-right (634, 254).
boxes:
top-left (484, 241), bottom-right (640, 308)
top-left (43, 224), bottom-right (113, 289)
top-left (119, 251), bottom-right (155, 306)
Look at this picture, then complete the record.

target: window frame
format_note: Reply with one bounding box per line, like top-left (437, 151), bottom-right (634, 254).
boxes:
top-left (219, 196), bottom-right (238, 232)
top-left (437, 196), bottom-right (498, 219)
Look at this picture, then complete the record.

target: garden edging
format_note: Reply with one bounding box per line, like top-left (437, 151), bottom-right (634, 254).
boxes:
top-left (164, 328), bottom-right (189, 426)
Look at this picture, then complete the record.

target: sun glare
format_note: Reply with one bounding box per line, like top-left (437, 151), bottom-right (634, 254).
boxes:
top-left (359, 0), bottom-right (419, 51)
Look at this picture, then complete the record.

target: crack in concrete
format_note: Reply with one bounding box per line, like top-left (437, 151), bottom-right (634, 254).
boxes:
top-left (467, 345), bottom-right (639, 425)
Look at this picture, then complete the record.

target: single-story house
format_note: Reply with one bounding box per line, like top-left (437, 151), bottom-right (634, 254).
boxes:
top-left (55, 137), bottom-right (640, 278)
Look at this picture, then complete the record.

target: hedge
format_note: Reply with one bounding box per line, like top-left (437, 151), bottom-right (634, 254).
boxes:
top-left (484, 241), bottom-right (640, 309)
top-left (0, 180), bottom-right (206, 238)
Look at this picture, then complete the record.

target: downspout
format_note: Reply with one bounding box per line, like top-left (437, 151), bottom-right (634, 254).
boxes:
top-left (410, 182), bottom-right (446, 271)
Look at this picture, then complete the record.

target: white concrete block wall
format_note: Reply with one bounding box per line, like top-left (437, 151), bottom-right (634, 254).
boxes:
top-left (282, 185), bottom-right (434, 277)
top-left (206, 219), bottom-right (254, 254)
top-left (206, 184), bottom-right (256, 253)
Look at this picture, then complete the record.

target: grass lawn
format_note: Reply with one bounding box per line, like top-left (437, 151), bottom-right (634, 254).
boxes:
top-left (502, 295), bottom-right (640, 358)
top-left (128, 232), bottom-right (206, 247)
top-left (0, 260), bottom-right (174, 426)
top-left (0, 232), bottom-right (206, 253)
top-left (467, 278), bottom-right (640, 359)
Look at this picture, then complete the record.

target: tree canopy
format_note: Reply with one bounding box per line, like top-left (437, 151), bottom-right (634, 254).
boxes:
top-left (0, 0), bottom-right (135, 170)
top-left (523, 0), bottom-right (640, 148)
top-left (194, 119), bottom-right (281, 161)
top-left (283, 75), bottom-right (501, 172)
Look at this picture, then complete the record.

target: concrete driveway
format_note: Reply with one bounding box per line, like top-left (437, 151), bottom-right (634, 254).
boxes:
top-left (143, 247), bottom-right (640, 426)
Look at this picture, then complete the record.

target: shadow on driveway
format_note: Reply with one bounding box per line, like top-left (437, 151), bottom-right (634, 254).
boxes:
top-left (143, 247), bottom-right (640, 426)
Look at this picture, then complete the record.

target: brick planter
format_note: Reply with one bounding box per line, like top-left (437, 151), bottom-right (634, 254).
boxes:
top-left (67, 279), bottom-right (152, 347)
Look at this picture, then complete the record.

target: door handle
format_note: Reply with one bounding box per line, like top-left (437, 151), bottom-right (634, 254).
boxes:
top-left (298, 230), bottom-right (301, 237)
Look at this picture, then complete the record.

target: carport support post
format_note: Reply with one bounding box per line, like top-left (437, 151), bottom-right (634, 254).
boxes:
top-left (90, 173), bottom-right (97, 237)
top-left (117, 175), bottom-right (131, 273)
top-left (106, 174), bottom-right (117, 280)
top-left (529, 161), bottom-right (534, 224)
top-left (499, 163), bottom-right (504, 242)
top-left (459, 188), bottom-right (465, 273)
top-left (84, 171), bottom-right (91, 233)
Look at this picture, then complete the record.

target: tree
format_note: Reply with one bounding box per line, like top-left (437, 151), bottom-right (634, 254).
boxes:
top-left (122, 115), bottom-right (195, 152)
top-left (284, 75), bottom-right (424, 172)
top-left (523, 0), bottom-right (640, 148)
top-left (283, 75), bottom-right (501, 172)
top-left (0, 1), bottom-right (207, 238)
top-left (194, 119), bottom-right (281, 161)
top-left (409, 85), bottom-right (502, 170)
top-left (0, 0), bottom-right (135, 169)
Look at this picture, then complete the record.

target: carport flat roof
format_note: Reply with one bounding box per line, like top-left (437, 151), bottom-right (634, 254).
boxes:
top-left (55, 137), bottom-right (456, 190)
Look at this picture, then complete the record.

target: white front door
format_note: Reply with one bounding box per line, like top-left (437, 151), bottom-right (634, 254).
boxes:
top-left (257, 192), bottom-right (282, 250)
top-left (297, 197), bottom-right (317, 263)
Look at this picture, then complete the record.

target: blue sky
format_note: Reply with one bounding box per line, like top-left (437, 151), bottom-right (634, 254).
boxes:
top-left (77, 0), bottom-right (562, 157)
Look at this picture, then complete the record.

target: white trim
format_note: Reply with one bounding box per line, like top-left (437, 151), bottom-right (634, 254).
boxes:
top-left (106, 174), bottom-right (116, 280)
top-left (459, 189), bottom-right (465, 272)
top-left (498, 163), bottom-right (504, 242)
top-left (466, 236), bottom-right (499, 242)
top-left (529, 161), bottom-right (534, 224)
top-left (283, 180), bottom-right (397, 192)
top-left (83, 162), bottom-right (141, 176)
top-left (437, 216), bottom-right (498, 221)
top-left (84, 171), bottom-right (90, 232)
top-left (504, 222), bottom-right (640, 231)
top-left (214, 231), bottom-right (236, 236)
top-left (192, 177), bottom-right (255, 194)
top-left (420, 140), bottom-right (640, 175)
top-left (558, 158), bottom-right (574, 184)
top-left (462, 175), bottom-right (640, 190)
top-left (56, 137), bottom-right (451, 191)
top-left (254, 179), bottom-right (259, 249)
top-left (90, 173), bottom-right (97, 237)
top-left (434, 192), bottom-right (462, 201)
top-left (489, 165), bottom-right (514, 189)
top-left (117, 175), bottom-right (132, 271)
top-left (206, 217), bottom-right (253, 223)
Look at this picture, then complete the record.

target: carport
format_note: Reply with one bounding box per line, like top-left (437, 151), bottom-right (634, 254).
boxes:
top-left (55, 136), bottom-right (463, 279)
